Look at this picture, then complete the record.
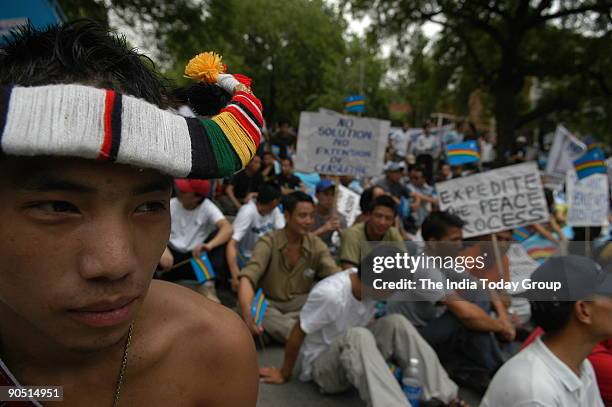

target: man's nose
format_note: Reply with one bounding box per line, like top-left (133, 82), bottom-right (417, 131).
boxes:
top-left (77, 217), bottom-right (138, 281)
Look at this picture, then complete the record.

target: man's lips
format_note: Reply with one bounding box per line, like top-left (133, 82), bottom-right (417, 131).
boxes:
top-left (68, 296), bottom-right (138, 327)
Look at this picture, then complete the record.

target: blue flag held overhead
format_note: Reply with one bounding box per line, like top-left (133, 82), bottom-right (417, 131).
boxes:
top-left (446, 140), bottom-right (480, 166)
top-left (189, 253), bottom-right (216, 284)
top-left (250, 288), bottom-right (269, 326)
top-left (573, 147), bottom-right (607, 180)
top-left (344, 95), bottom-right (365, 113)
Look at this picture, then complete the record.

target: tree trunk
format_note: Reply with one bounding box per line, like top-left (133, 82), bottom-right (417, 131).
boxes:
top-left (492, 82), bottom-right (519, 165)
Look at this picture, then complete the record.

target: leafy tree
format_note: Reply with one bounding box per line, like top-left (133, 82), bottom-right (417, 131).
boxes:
top-left (347, 0), bottom-right (612, 154)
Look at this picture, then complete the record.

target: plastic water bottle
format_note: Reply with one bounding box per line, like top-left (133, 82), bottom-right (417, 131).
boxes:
top-left (402, 358), bottom-right (422, 407)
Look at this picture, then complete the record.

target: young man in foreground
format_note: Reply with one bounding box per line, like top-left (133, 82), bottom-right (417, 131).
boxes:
top-left (0, 22), bottom-right (258, 405)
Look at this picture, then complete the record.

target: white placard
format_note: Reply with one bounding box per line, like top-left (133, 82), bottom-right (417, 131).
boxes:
top-left (336, 184), bottom-right (361, 227)
top-left (545, 125), bottom-right (586, 185)
top-left (566, 171), bottom-right (609, 227)
top-left (294, 112), bottom-right (389, 177)
top-left (436, 162), bottom-right (550, 238)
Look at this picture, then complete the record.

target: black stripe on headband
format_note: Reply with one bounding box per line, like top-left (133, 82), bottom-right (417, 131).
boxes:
top-left (185, 117), bottom-right (218, 178)
top-left (230, 101), bottom-right (262, 129)
top-left (108, 93), bottom-right (123, 161)
top-left (0, 86), bottom-right (13, 152)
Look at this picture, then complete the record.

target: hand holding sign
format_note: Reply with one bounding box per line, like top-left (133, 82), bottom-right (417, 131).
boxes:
top-left (436, 162), bottom-right (550, 238)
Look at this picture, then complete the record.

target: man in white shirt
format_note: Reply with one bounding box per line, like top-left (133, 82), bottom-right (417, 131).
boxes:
top-left (389, 121), bottom-right (418, 161)
top-left (259, 246), bottom-right (461, 407)
top-left (410, 121), bottom-right (441, 184)
top-left (482, 256), bottom-right (612, 406)
top-left (226, 182), bottom-right (284, 291)
top-left (159, 179), bottom-right (233, 303)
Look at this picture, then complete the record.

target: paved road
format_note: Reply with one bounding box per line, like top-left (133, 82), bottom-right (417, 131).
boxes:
top-left (256, 345), bottom-right (481, 407)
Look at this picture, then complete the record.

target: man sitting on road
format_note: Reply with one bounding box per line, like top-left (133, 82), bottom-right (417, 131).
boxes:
top-left (237, 191), bottom-right (340, 343)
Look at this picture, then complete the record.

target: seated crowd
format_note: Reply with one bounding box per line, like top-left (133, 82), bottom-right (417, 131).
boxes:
top-left (156, 122), bottom-right (612, 406)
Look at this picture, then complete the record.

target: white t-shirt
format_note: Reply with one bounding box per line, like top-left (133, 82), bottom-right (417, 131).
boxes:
top-left (389, 128), bottom-right (410, 158)
top-left (410, 133), bottom-right (441, 157)
top-left (231, 200), bottom-right (285, 258)
top-left (299, 269), bottom-right (375, 381)
top-left (169, 198), bottom-right (225, 253)
top-left (481, 336), bottom-right (604, 407)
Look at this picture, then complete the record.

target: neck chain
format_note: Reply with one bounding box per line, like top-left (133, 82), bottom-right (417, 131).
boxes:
top-left (112, 321), bottom-right (133, 407)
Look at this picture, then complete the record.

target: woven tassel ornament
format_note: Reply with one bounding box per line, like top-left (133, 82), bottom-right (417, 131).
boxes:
top-left (184, 52), bottom-right (226, 83)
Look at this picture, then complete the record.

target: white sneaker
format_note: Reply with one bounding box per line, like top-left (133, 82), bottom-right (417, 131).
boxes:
top-left (197, 282), bottom-right (221, 303)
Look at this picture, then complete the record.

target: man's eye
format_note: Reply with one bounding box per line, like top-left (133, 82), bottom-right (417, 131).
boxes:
top-left (135, 201), bottom-right (167, 213)
top-left (32, 201), bottom-right (80, 213)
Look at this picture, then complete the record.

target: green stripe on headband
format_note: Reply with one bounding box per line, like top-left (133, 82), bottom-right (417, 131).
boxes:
top-left (201, 119), bottom-right (242, 176)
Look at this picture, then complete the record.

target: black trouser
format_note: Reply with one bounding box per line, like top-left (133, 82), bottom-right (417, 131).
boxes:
top-left (416, 154), bottom-right (434, 184)
top-left (417, 301), bottom-right (504, 376)
top-left (158, 230), bottom-right (231, 290)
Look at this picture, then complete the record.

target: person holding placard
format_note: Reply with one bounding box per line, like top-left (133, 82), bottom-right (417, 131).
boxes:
top-left (387, 212), bottom-right (514, 395)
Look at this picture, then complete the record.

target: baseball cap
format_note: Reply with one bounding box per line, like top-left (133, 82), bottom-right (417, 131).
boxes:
top-left (316, 179), bottom-right (335, 193)
top-left (175, 179), bottom-right (211, 197)
top-left (524, 255), bottom-right (612, 302)
top-left (384, 161), bottom-right (406, 172)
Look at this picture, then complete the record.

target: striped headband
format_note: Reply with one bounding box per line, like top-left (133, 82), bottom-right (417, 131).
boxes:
top-left (0, 79), bottom-right (262, 179)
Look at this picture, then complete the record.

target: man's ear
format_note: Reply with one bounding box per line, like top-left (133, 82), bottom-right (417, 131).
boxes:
top-left (575, 300), bottom-right (594, 325)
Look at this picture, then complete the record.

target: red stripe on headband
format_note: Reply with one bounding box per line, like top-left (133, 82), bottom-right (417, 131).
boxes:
top-left (98, 89), bottom-right (116, 160)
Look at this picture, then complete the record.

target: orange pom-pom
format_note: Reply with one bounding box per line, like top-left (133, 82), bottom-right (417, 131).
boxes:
top-left (184, 52), bottom-right (225, 83)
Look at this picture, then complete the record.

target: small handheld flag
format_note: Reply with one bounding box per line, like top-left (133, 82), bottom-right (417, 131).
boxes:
top-left (573, 147), bottom-right (606, 180)
top-left (250, 288), bottom-right (269, 326)
top-left (189, 253), bottom-right (216, 284)
top-left (512, 226), bottom-right (533, 242)
top-left (521, 235), bottom-right (558, 264)
top-left (344, 95), bottom-right (365, 113)
top-left (446, 140), bottom-right (480, 166)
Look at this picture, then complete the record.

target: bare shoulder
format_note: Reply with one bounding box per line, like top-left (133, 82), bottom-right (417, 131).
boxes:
top-left (134, 280), bottom-right (258, 406)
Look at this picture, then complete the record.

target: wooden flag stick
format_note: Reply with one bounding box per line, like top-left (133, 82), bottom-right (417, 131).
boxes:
top-left (491, 233), bottom-right (504, 280)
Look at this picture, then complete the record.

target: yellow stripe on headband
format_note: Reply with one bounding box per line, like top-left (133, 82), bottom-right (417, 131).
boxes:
top-left (213, 114), bottom-right (250, 165)
top-left (213, 114), bottom-right (251, 165)
top-left (213, 113), bottom-right (256, 166)
top-left (219, 113), bottom-right (256, 156)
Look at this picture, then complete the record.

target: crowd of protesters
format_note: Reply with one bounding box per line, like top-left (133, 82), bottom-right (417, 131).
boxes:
top-left (159, 106), bottom-right (612, 406)
top-left (2, 20), bottom-right (611, 407)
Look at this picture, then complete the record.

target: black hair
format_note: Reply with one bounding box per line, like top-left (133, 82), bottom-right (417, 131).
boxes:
top-left (172, 83), bottom-right (231, 117)
top-left (371, 195), bottom-right (397, 215)
top-left (0, 20), bottom-right (168, 107)
top-left (358, 244), bottom-right (406, 280)
top-left (421, 211), bottom-right (465, 241)
top-left (257, 182), bottom-right (281, 204)
top-left (411, 164), bottom-right (426, 175)
top-left (531, 301), bottom-right (576, 334)
top-left (280, 157), bottom-right (293, 166)
top-left (360, 186), bottom-right (383, 214)
top-left (282, 191), bottom-right (313, 213)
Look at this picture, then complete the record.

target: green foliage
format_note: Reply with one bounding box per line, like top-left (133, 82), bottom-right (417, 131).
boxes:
top-left (347, 0), bottom-right (612, 147)
top-left (59, 0), bottom-right (390, 125)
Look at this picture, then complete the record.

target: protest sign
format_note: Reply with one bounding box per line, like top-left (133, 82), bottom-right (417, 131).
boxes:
top-left (436, 162), bottom-right (550, 238)
top-left (545, 125), bottom-right (586, 187)
top-left (294, 112), bottom-right (389, 176)
top-left (336, 184), bottom-right (361, 227)
top-left (566, 171), bottom-right (609, 227)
